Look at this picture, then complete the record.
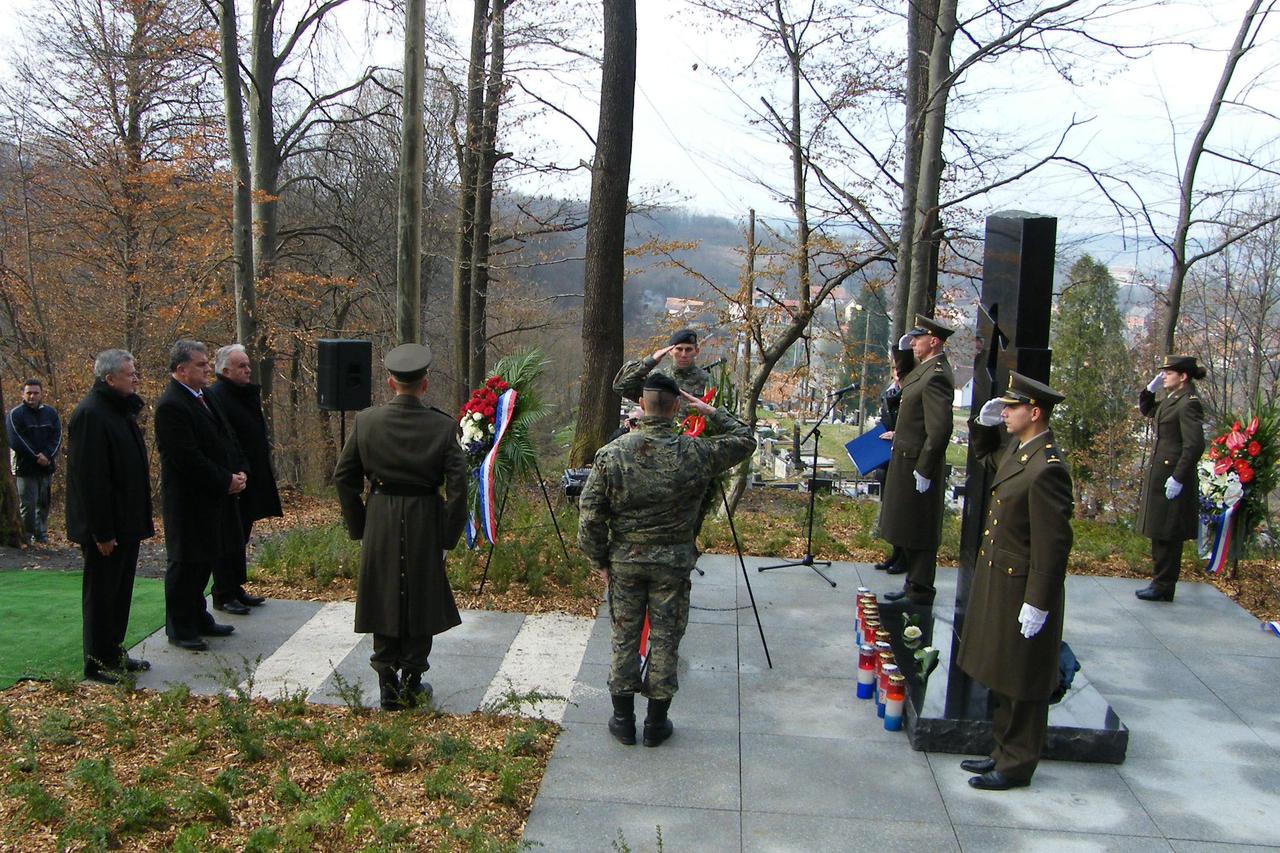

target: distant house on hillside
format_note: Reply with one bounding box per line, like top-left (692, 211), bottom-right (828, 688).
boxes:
top-left (665, 297), bottom-right (706, 316)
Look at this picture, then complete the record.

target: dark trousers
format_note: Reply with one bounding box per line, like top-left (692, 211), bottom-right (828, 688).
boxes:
top-left (82, 540), bottom-right (141, 672)
top-left (211, 505), bottom-right (249, 604)
top-left (902, 547), bottom-right (938, 604)
top-left (1150, 538), bottom-right (1183, 593)
top-left (370, 633), bottom-right (433, 677)
top-left (165, 560), bottom-right (215, 641)
top-left (990, 690), bottom-right (1048, 783)
top-left (16, 473), bottom-right (51, 539)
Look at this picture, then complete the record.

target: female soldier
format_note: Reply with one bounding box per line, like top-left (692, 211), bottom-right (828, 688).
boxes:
top-left (1135, 355), bottom-right (1207, 602)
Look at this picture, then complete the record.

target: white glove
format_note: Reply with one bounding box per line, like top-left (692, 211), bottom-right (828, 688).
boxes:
top-left (898, 333), bottom-right (914, 351)
top-left (913, 471), bottom-right (931, 493)
top-left (1018, 602), bottom-right (1049, 639)
top-left (1165, 477), bottom-right (1183, 500)
top-left (977, 398), bottom-right (1004, 426)
top-left (1146, 373), bottom-right (1163, 393)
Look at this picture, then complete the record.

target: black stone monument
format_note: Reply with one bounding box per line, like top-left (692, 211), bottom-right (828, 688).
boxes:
top-left (891, 212), bottom-right (1128, 763)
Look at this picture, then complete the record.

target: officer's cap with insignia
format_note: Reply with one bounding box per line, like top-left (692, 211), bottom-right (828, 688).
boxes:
top-left (1160, 354), bottom-right (1207, 379)
top-left (903, 313), bottom-right (955, 341)
top-left (385, 343), bottom-right (432, 383)
top-left (668, 328), bottom-right (698, 346)
top-left (643, 372), bottom-right (680, 396)
top-left (998, 371), bottom-right (1065, 408)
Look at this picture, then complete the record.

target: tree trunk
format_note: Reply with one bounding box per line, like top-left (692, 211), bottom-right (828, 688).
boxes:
top-left (894, 0), bottom-right (938, 337)
top-left (249, 0), bottom-right (279, 435)
top-left (452, 0), bottom-right (490, 404)
top-left (568, 0), bottom-right (636, 468)
top-left (396, 0), bottom-right (427, 344)
top-left (1161, 0), bottom-right (1265, 353)
top-left (907, 0), bottom-right (956, 323)
top-left (725, 209), bottom-right (757, 511)
top-left (468, 0), bottom-right (506, 389)
top-left (216, 0), bottom-right (258, 366)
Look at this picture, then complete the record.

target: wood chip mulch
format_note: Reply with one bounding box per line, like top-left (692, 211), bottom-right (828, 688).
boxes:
top-left (0, 681), bottom-right (556, 852)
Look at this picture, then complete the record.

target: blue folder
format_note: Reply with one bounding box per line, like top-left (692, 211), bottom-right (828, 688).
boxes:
top-left (845, 424), bottom-right (892, 475)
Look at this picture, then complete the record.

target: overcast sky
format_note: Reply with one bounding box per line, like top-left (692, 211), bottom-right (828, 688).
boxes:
top-left (1, 0), bottom-right (1276, 270)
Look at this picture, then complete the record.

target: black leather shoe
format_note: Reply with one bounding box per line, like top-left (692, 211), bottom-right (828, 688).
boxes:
top-left (214, 599), bottom-right (251, 615)
top-left (968, 770), bottom-right (1030, 791)
top-left (379, 672), bottom-right (404, 711)
top-left (883, 589), bottom-right (908, 602)
top-left (961, 757), bottom-right (996, 774)
top-left (238, 592), bottom-right (266, 607)
top-left (84, 668), bottom-right (121, 685)
top-left (401, 672), bottom-right (433, 708)
top-left (884, 562), bottom-right (908, 575)
top-left (1135, 586), bottom-right (1174, 602)
top-left (169, 637), bottom-right (208, 651)
top-left (198, 622), bottom-right (235, 637)
top-left (122, 657), bottom-right (151, 672)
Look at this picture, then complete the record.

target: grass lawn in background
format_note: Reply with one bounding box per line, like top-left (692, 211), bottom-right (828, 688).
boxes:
top-left (0, 571), bottom-right (166, 688)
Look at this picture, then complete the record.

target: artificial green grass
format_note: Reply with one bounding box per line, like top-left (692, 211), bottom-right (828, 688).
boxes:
top-left (0, 571), bottom-right (166, 689)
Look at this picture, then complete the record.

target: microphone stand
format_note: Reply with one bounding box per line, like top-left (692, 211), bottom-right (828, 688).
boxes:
top-left (758, 389), bottom-right (851, 587)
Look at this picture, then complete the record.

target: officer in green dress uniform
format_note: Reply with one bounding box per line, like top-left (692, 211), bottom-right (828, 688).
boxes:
top-left (1134, 355), bottom-right (1207, 602)
top-left (334, 343), bottom-right (469, 710)
top-left (957, 372), bottom-right (1074, 791)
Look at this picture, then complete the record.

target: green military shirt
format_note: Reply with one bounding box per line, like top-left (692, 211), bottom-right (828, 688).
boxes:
top-left (613, 356), bottom-right (712, 402)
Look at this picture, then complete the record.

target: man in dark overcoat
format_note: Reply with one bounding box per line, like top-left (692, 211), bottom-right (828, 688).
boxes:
top-left (1135, 355), bottom-right (1207, 602)
top-left (208, 343), bottom-right (283, 614)
top-left (66, 349), bottom-right (155, 683)
top-left (880, 315), bottom-right (956, 605)
top-left (154, 340), bottom-right (247, 651)
top-left (333, 343), bottom-right (468, 710)
top-left (957, 372), bottom-right (1074, 791)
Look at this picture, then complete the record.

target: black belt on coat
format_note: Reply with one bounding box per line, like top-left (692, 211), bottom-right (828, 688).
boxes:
top-left (371, 481), bottom-right (438, 497)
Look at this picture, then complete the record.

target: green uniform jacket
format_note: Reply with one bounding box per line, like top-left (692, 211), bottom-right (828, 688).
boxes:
top-left (879, 353), bottom-right (954, 548)
top-left (613, 356), bottom-right (711, 401)
top-left (1136, 385), bottom-right (1205, 542)
top-left (957, 425), bottom-right (1074, 701)
top-left (578, 409), bottom-right (755, 569)
top-left (334, 395), bottom-right (468, 638)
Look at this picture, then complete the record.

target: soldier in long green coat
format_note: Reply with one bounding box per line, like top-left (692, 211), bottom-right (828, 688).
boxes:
top-left (613, 328), bottom-right (712, 404)
top-left (334, 344), bottom-right (468, 710)
top-left (957, 372), bottom-right (1074, 791)
top-left (579, 373), bottom-right (755, 748)
top-left (1134, 355), bottom-right (1207, 602)
top-left (881, 315), bottom-right (956, 605)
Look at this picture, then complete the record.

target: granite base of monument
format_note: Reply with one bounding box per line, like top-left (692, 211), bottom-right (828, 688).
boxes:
top-left (886, 604), bottom-right (1128, 764)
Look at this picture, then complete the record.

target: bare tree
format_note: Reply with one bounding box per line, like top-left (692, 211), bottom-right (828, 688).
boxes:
top-left (569, 0), bottom-right (636, 468)
top-left (397, 0), bottom-right (427, 344)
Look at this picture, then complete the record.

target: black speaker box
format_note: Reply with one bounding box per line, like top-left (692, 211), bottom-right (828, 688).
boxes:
top-left (317, 339), bottom-right (372, 412)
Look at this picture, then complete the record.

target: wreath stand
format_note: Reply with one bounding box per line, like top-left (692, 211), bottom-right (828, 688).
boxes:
top-left (474, 456), bottom-right (573, 595)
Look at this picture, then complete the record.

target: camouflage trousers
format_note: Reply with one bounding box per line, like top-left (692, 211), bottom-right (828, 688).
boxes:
top-left (607, 561), bottom-right (693, 701)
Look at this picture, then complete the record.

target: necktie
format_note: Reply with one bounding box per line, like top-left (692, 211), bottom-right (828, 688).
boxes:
top-left (197, 393), bottom-right (210, 411)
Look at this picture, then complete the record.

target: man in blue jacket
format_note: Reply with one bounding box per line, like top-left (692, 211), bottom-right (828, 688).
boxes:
top-left (6, 379), bottom-right (62, 544)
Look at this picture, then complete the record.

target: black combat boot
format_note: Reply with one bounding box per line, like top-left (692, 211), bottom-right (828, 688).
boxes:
top-left (378, 671), bottom-right (404, 711)
top-left (608, 694), bottom-right (636, 745)
top-left (401, 671), bottom-right (433, 707)
top-left (642, 698), bottom-right (673, 747)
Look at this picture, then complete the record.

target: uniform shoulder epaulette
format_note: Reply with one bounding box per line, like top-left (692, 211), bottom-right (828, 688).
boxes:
top-left (1042, 443), bottom-right (1063, 464)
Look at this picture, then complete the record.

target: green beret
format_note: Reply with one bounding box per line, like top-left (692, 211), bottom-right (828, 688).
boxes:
top-left (668, 328), bottom-right (698, 346)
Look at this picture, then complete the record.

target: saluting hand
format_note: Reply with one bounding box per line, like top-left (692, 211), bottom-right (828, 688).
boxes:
top-left (681, 390), bottom-right (716, 416)
top-left (651, 345), bottom-right (675, 362)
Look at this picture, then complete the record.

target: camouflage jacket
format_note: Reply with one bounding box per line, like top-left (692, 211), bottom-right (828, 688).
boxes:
top-left (613, 356), bottom-right (712, 402)
top-left (578, 410), bottom-right (755, 568)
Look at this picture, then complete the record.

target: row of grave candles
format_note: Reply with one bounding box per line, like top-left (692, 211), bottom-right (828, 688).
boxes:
top-left (855, 587), bottom-right (906, 731)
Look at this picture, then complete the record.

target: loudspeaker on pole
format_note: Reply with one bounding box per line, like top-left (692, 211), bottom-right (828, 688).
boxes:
top-left (317, 339), bottom-right (372, 412)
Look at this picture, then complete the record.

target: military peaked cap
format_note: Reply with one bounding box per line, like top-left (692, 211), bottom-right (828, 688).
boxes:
top-left (385, 343), bottom-right (432, 381)
top-left (904, 314), bottom-right (955, 341)
top-left (998, 371), bottom-right (1065, 407)
top-left (643, 373), bottom-right (680, 395)
top-left (1160, 354), bottom-right (1200, 374)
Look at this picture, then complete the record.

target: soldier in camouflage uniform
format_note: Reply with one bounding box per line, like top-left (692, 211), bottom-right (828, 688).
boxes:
top-left (613, 328), bottom-right (712, 405)
top-left (578, 373), bottom-right (755, 747)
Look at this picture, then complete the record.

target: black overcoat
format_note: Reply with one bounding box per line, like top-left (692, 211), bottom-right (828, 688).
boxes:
top-left (1136, 385), bottom-right (1205, 542)
top-left (153, 378), bottom-right (243, 562)
top-left (208, 378), bottom-right (283, 524)
top-left (957, 425), bottom-right (1074, 701)
top-left (879, 354), bottom-right (954, 548)
top-left (65, 381), bottom-right (154, 546)
top-left (333, 395), bottom-right (468, 638)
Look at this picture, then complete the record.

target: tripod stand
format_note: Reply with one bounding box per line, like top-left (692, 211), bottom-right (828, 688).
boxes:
top-left (759, 391), bottom-right (849, 587)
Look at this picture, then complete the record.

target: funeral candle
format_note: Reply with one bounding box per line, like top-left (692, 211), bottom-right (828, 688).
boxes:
top-left (856, 644), bottom-right (877, 699)
top-left (884, 673), bottom-right (906, 731)
top-left (877, 663), bottom-right (899, 718)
